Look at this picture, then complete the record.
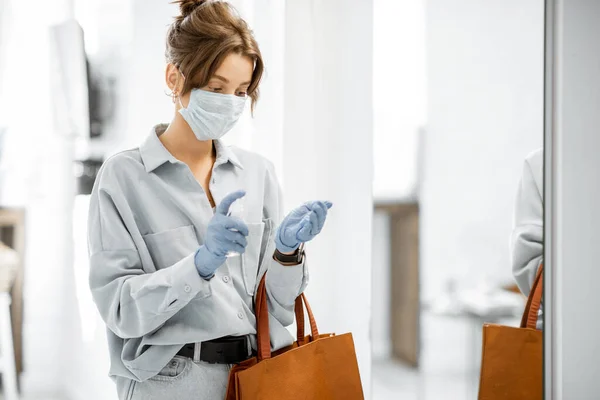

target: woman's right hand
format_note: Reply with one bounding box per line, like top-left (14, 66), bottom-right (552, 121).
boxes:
top-left (194, 190), bottom-right (249, 279)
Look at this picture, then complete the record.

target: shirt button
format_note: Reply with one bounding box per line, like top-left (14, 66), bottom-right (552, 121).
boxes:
top-left (170, 360), bottom-right (177, 367)
top-left (237, 312), bottom-right (244, 319)
top-left (223, 276), bottom-right (230, 283)
top-left (184, 285), bottom-right (191, 293)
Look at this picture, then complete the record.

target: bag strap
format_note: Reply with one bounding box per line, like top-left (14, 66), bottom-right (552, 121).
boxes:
top-left (255, 274), bottom-right (320, 361)
top-left (520, 264), bottom-right (543, 329)
top-left (295, 294), bottom-right (319, 346)
top-left (255, 275), bottom-right (271, 361)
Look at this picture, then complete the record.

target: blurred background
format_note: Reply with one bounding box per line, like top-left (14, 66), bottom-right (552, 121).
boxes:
top-left (0, 0), bottom-right (542, 399)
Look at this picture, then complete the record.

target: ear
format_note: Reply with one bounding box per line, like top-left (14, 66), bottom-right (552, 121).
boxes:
top-left (165, 63), bottom-right (183, 95)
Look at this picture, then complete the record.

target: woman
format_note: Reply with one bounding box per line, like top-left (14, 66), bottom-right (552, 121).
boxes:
top-left (510, 148), bottom-right (543, 327)
top-left (87, 1), bottom-right (332, 398)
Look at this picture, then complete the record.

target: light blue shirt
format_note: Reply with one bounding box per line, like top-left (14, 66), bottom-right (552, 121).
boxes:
top-left (87, 124), bottom-right (308, 382)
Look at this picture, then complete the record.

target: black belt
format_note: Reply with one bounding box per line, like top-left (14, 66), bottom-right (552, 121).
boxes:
top-left (177, 336), bottom-right (254, 364)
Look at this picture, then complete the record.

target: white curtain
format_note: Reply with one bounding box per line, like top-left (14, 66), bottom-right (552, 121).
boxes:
top-left (281, 2), bottom-right (373, 394)
top-left (232, 5), bottom-right (374, 392)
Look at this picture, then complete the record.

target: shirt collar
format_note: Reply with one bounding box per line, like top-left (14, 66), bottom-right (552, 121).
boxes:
top-left (140, 124), bottom-right (244, 173)
top-left (213, 138), bottom-right (244, 170)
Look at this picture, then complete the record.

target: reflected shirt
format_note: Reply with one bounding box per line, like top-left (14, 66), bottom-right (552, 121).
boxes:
top-left (87, 124), bottom-right (308, 382)
top-left (510, 148), bottom-right (543, 328)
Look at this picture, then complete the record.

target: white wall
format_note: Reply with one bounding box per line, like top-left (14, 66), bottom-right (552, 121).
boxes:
top-left (422, 0), bottom-right (544, 302)
top-left (420, 0), bottom-right (544, 371)
top-left (547, 1), bottom-right (600, 396)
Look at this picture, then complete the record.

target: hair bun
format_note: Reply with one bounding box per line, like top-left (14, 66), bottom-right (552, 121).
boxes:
top-left (176, 0), bottom-right (207, 19)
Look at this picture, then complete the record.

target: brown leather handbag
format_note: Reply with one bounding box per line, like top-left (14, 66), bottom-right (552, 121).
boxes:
top-left (478, 266), bottom-right (543, 399)
top-left (225, 275), bottom-right (364, 400)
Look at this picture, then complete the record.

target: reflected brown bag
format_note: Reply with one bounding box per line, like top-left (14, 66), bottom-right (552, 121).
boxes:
top-left (225, 275), bottom-right (364, 400)
top-left (478, 266), bottom-right (543, 400)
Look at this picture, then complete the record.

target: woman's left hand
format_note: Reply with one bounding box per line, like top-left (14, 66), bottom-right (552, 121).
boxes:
top-left (275, 200), bottom-right (333, 253)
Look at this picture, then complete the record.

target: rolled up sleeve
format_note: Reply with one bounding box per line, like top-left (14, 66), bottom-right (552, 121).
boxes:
top-left (88, 178), bottom-right (210, 339)
top-left (510, 154), bottom-right (543, 296)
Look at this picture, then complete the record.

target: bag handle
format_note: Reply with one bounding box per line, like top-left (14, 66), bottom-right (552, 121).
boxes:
top-left (255, 274), bottom-right (319, 361)
top-left (255, 275), bottom-right (270, 360)
top-left (295, 293), bottom-right (319, 346)
top-left (520, 264), bottom-right (543, 330)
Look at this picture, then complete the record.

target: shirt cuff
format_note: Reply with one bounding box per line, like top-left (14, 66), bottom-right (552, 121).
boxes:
top-left (267, 256), bottom-right (309, 297)
top-left (169, 253), bottom-right (212, 302)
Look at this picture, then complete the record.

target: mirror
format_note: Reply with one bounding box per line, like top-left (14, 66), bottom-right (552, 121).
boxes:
top-left (372, 0), bottom-right (544, 399)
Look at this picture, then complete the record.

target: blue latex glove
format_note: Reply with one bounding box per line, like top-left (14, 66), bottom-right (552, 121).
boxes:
top-left (275, 200), bottom-right (333, 253)
top-left (195, 191), bottom-right (249, 279)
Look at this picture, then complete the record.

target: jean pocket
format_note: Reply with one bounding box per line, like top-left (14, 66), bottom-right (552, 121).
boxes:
top-left (148, 356), bottom-right (192, 382)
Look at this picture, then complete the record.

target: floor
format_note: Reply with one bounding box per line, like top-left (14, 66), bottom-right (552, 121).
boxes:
top-left (372, 358), bottom-right (479, 400)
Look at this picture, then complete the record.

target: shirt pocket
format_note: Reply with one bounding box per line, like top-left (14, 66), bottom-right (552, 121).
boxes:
top-left (142, 225), bottom-right (198, 270)
top-left (240, 222), bottom-right (266, 296)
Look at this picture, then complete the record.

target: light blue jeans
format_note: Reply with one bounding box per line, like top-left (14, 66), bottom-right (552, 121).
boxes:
top-left (116, 356), bottom-right (232, 400)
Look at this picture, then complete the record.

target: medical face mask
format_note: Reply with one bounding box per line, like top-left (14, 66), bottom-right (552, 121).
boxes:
top-left (178, 88), bottom-right (247, 141)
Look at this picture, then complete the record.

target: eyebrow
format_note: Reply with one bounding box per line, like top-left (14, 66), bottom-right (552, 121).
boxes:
top-left (212, 74), bottom-right (251, 86)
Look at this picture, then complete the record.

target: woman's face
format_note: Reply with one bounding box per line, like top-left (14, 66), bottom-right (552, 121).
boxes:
top-left (168, 52), bottom-right (254, 109)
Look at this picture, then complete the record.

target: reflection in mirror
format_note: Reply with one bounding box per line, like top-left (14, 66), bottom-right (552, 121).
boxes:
top-left (371, 0), bottom-right (544, 399)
